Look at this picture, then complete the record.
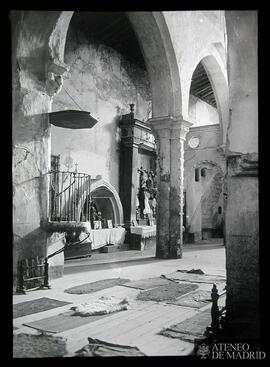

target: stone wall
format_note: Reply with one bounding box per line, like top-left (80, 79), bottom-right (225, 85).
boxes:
top-left (201, 170), bottom-right (224, 231)
top-left (11, 11), bottom-right (65, 289)
top-left (52, 25), bottom-right (152, 192)
top-left (184, 124), bottom-right (225, 240)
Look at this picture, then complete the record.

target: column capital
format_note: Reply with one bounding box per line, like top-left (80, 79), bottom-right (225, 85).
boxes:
top-left (148, 115), bottom-right (193, 140)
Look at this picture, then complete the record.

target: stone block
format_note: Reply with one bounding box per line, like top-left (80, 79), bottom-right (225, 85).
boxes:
top-left (99, 244), bottom-right (120, 253)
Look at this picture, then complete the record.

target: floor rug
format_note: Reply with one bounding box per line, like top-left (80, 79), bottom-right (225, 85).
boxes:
top-left (13, 297), bottom-right (72, 319)
top-left (64, 278), bottom-right (130, 294)
top-left (159, 308), bottom-right (211, 342)
top-left (120, 277), bottom-right (173, 290)
top-left (13, 333), bottom-right (67, 358)
top-left (136, 282), bottom-right (198, 302)
top-left (75, 337), bottom-right (146, 357)
top-left (161, 271), bottom-right (226, 285)
top-left (24, 310), bottom-right (120, 334)
top-left (168, 290), bottom-right (212, 308)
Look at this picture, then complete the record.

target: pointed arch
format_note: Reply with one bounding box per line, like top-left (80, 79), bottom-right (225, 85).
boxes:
top-left (127, 12), bottom-right (182, 118)
top-left (90, 180), bottom-right (124, 226)
top-left (187, 43), bottom-right (229, 147)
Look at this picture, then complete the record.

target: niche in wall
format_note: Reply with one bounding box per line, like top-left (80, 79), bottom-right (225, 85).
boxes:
top-left (79, 179), bottom-right (124, 227)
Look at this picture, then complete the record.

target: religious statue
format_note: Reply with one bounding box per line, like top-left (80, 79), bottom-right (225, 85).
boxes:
top-left (89, 200), bottom-right (99, 229)
top-left (137, 166), bottom-right (157, 221)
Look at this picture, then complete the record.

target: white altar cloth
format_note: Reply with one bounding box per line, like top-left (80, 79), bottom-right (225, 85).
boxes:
top-left (82, 228), bottom-right (126, 250)
top-left (130, 225), bottom-right (156, 238)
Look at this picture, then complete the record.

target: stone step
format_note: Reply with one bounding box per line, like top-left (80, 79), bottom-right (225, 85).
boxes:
top-left (99, 244), bottom-right (120, 253)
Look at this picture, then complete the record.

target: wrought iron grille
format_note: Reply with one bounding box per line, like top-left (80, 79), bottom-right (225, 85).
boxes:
top-left (49, 170), bottom-right (91, 222)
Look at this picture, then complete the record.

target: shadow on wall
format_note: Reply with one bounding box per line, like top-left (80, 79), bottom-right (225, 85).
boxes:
top-left (13, 112), bottom-right (51, 146)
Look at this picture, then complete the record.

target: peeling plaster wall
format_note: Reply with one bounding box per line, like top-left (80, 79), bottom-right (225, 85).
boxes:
top-left (52, 26), bottom-right (152, 192)
top-left (12, 11), bottom-right (57, 289)
top-left (12, 11), bottom-right (75, 287)
top-left (201, 170), bottom-right (224, 230)
top-left (184, 124), bottom-right (225, 239)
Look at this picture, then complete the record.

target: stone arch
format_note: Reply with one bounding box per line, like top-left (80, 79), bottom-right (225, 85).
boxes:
top-left (187, 43), bottom-right (229, 147)
top-left (127, 12), bottom-right (182, 118)
top-left (53, 11), bottom-right (182, 118)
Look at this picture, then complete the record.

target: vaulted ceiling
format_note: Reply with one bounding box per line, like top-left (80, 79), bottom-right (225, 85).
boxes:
top-left (70, 11), bottom-right (217, 108)
top-left (70, 12), bottom-right (146, 68)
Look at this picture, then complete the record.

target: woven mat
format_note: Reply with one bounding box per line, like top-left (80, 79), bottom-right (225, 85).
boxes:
top-left (137, 282), bottom-right (198, 302)
top-left (161, 271), bottom-right (226, 284)
top-left (13, 333), bottom-right (67, 358)
top-left (167, 290), bottom-right (212, 308)
top-left (75, 337), bottom-right (146, 357)
top-left (120, 277), bottom-right (173, 290)
top-left (23, 310), bottom-right (118, 334)
top-left (64, 278), bottom-right (130, 294)
top-left (159, 308), bottom-right (211, 342)
top-left (13, 297), bottom-right (71, 319)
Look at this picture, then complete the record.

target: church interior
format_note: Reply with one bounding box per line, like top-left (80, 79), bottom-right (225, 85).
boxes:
top-left (12, 10), bottom-right (260, 354)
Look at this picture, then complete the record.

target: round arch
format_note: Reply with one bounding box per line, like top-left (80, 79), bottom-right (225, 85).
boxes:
top-left (49, 11), bottom-right (182, 119)
top-left (186, 43), bottom-right (229, 147)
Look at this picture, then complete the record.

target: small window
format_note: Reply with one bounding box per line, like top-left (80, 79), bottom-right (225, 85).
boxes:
top-left (218, 206), bottom-right (222, 214)
top-left (195, 168), bottom-right (200, 182)
top-left (201, 168), bottom-right (206, 177)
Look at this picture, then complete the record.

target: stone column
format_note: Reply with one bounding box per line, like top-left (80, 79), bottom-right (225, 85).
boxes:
top-left (224, 11), bottom-right (259, 339)
top-left (150, 116), bottom-right (192, 258)
top-left (225, 154), bottom-right (259, 325)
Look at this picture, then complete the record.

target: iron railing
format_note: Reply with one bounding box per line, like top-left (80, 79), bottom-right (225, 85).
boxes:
top-left (49, 170), bottom-right (91, 222)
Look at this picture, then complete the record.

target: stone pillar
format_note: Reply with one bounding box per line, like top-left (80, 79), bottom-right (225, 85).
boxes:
top-left (150, 116), bottom-right (192, 258)
top-left (225, 154), bottom-right (259, 325)
top-left (224, 11), bottom-right (259, 340)
top-left (12, 11), bottom-right (69, 288)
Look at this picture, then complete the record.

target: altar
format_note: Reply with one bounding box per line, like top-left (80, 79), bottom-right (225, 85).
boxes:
top-left (129, 225), bottom-right (156, 251)
top-left (88, 227), bottom-right (126, 250)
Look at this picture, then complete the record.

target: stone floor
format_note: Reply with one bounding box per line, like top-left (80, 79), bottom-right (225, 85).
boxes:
top-left (13, 239), bottom-right (226, 357)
